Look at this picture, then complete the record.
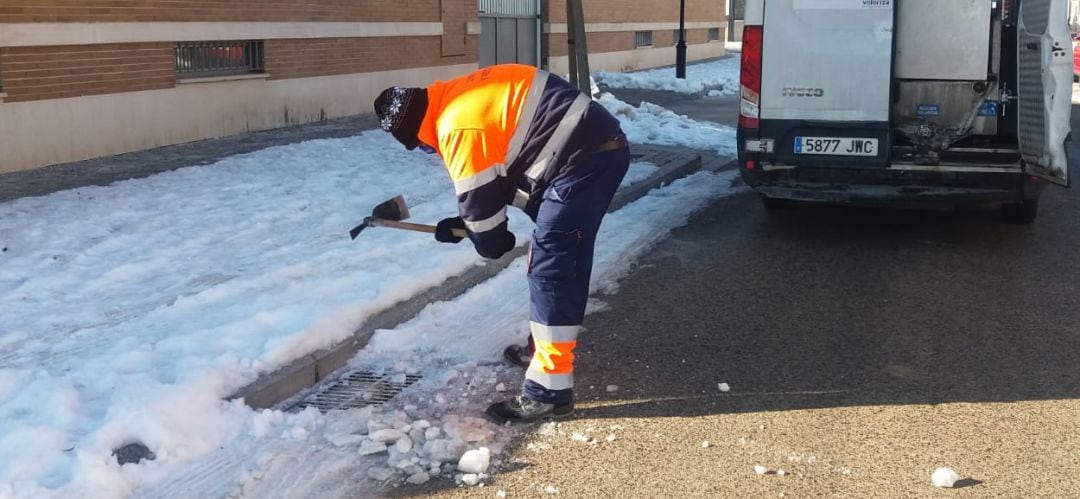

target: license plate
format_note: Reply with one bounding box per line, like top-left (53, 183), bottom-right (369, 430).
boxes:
top-left (795, 137), bottom-right (878, 156)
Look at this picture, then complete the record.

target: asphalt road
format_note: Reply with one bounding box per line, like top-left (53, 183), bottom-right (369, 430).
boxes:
top-left (400, 100), bottom-right (1080, 497)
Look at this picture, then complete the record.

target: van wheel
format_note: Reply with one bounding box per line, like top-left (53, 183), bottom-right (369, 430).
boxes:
top-left (1000, 199), bottom-right (1038, 224)
top-left (760, 195), bottom-right (797, 210)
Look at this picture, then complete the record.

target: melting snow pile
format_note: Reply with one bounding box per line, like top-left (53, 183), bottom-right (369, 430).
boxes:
top-left (595, 56), bottom-right (740, 96)
top-left (597, 93), bottom-right (736, 156)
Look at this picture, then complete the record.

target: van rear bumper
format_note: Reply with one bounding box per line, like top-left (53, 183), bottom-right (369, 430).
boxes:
top-left (740, 165), bottom-right (1036, 206)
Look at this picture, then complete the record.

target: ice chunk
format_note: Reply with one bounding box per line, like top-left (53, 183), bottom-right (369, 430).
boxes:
top-left (458, 447), bottom-right (491, 474)
top-left (777, 469), bottom-right (788, 477)
top-left (395, 435), bottom-right (414, 453)
top-left (428, 439), bottom-right (467, 462)
top-left (371, 429), bottom-right (404, 443)
top-left (367, 467), bottom-right (395, 481)
top-left (931, 467), bottom-right (961, 488)
top-left (606, 385), bottom-right (618, 392)
top-left (358, 440), bottom-right (388, 456)
top-left (701, 441), bottom-right (710, 448)
top-left (462, 473), bottom-right (481, 486)
top-left (718, 383), bottom-right (731, 392)
top-left (544, 485), bottom-right (559, 494)
top-left (406, 471), bottom-right (431, 485)
top-left (606, 434), bottom-right (617, 442)
top-left (497, 491), bottom-right (508, 498)
top-left (326, 433), bottom-right (365, 447)
top-left (754, 465), bottom-right (770, 475)
top-left (571, 432), bottom-right (590, 443)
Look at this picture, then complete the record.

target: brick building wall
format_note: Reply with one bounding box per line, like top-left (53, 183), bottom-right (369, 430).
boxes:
top-left (0, 0), bottom-right (724, 173)
top-left (0, 43), bottom-right (174, 102)
top-left (544, 0), bottom-right (726, 74)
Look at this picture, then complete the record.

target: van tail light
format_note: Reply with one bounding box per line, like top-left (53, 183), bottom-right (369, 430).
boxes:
top-left (740, 25), bottom-right (763, 129)
top-left (1001, 0), bottom-right (1013, 24)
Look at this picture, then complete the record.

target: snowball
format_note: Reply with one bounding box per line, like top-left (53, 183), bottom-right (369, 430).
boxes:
top-left (371, 429), bottom-right (403, 443)
top-left (718, 383), bottom-right (731, 392)
top-left (358, 441), bottom-right (388, 456)
top-left (462, 473), bottom-right (481, 486)
top-left (544, 485), bottom-right (559, 494)
top-left (606, 434), bottom-right (617, 442)
top-left (754, 465), bottom-right (770, 475)
top-left (932, 467), bottom-right (961, 488)
top-left (777, 469), bottom-right (788, 477)
top-left (606, 385), bottom-right (618, 392)
top-left (406, 471), bottom-right (430, 485)
top-left (497, 491), bottom-right (508, 498)
top-left (458, 447), bottom-right (491, 474)
top-left (701, 441), bottom-right (710, 448)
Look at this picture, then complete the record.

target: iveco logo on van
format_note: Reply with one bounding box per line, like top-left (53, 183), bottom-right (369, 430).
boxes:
top-left (782, 87), bottom-right (824, 97)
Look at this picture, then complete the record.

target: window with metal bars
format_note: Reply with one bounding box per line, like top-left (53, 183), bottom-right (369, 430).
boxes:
top-left (709, 28), bottom-right (721, 41)
top-left (174, 40), bottom-right (264, 77)
top-left (634, 31), bottom-right (653, 48)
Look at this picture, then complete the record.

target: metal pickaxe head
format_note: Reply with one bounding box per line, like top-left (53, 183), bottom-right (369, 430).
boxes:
top-left (371, 195), bottom-right (410, 222)
top-left (349, 195), bottom-right (412, 240)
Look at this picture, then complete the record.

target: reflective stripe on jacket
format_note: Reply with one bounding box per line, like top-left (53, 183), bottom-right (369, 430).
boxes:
top-left (416, 64), bottom-right (621, 255)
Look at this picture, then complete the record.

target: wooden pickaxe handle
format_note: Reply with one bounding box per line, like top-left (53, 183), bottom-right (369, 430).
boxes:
top-left (371, 218), bottom-right (467, 238)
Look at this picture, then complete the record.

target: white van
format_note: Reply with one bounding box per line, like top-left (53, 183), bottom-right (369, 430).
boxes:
top-left (737, 0), bottom-right (1072, 222)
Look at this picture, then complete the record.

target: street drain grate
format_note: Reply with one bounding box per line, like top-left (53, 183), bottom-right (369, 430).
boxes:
top-left (288, 371), bottom-right (422, 412)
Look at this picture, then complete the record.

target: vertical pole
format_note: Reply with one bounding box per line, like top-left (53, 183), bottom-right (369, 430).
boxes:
top-left (566, 0), bottom-right (579, 89)
top-left (676, 0), bottom-right (687, 79)
top-left (566, 0), bottom-right (591, 95)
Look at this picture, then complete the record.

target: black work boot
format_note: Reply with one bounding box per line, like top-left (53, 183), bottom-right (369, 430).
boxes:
top-left (502, 335), bottom-right (534, 369)
top-left (484, 396), bottom-right (574, 424)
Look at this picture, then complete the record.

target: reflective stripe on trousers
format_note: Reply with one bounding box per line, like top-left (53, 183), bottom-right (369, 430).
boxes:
top-left (522, 145), bottom-right (631, 406)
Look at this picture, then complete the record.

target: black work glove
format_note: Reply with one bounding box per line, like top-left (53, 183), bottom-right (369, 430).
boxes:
top-left (435, 216), bottom-right (467, 243)
top-left (473, 229), bottom-right (516, 260)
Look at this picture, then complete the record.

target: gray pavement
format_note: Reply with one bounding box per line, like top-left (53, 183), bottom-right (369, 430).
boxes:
top-left (399, 105), bottom-right (1080, 497)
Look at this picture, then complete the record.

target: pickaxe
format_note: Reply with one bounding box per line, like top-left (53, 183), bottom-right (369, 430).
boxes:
top-left (349, 195), bottom-right (467, 240)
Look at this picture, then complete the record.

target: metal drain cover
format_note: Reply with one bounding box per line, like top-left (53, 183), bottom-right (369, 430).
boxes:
top-left (288, 371), bottom-right (422, 412)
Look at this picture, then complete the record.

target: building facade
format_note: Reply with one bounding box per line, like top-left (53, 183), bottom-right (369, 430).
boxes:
top-left (0, 1), bottom-right (725, 173)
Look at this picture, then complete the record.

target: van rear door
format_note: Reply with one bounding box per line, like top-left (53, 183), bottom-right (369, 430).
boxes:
top-left (1017, 0), bottom-right (1072, 186)
top-left (760, 0), bottom-right (895, 167)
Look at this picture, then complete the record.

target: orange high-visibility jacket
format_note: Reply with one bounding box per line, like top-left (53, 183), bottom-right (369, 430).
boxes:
top-left (416, 64), bottom-right (621, 257)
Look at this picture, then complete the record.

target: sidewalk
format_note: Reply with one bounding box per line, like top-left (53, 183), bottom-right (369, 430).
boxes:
top-left (1, 82), bottom-right (740, 497)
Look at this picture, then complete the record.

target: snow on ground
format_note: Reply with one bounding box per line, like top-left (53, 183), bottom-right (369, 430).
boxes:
top-left (594, 56), bottom-right (740, 96)
top-left (137, 168), bottom-right (742, 498)
top-left (598, 93), bottom-right (736, 156)
top-left (0, 92), bottom-right (738, 498)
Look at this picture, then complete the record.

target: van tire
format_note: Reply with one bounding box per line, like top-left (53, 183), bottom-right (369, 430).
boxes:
top-left (760, 195), bottom-right (797, 210)
top-left (1000, 199), bottom-right (1038, 224)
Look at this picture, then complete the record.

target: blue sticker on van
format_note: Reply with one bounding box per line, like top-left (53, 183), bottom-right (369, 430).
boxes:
top-left (794, 137), bottom-right (803, 153)
top-left (978, 101), bottom-right (998, 116)
top-left (916, 104), bottom-right (940, 117)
